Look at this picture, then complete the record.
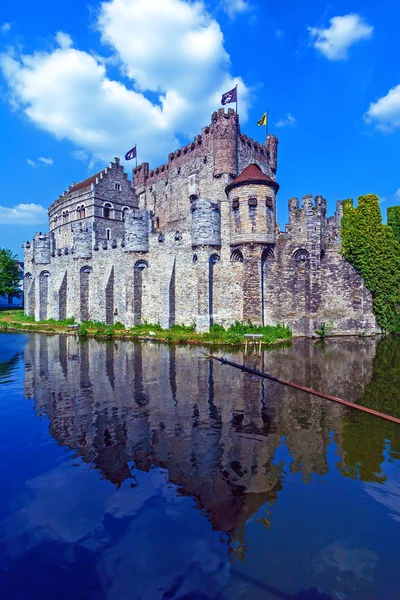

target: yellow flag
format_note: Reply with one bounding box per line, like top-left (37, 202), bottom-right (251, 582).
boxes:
top-left (257, 112), bottom-right (267, 126)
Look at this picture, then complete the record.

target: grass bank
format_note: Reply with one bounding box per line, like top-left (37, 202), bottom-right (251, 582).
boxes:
top-left (0, 310), bottom-right (292, 346)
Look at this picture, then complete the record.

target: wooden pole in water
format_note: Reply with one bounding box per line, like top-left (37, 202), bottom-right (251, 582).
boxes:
top-left (206, 354), bottom-right (400, 425)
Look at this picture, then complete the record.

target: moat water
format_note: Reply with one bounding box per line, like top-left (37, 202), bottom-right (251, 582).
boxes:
top-left (0, 333), bottom-right (399, 600)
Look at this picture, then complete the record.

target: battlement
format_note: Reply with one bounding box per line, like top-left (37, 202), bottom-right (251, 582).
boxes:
top-left (124, 208), bottom-right (150, 252)
top-left (32, 232), bottom-right (52, 265)
top-left (191, 198), bottom-right (221, 247)
top-left (132, 109), bottom-right (274, 191)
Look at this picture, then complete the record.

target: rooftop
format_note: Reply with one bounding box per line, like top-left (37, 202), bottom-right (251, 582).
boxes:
top-left (226, 163), bottom-right (279, 194)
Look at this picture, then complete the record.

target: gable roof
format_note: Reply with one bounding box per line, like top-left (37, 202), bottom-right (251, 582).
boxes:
top-left (226, 163), bottom-right (279, 194)
top-left (69, 172), bottom-right (102, 194)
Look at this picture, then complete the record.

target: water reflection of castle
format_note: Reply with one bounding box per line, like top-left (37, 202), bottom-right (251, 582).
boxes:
top-left (24, 334), bottom-right (388, 542)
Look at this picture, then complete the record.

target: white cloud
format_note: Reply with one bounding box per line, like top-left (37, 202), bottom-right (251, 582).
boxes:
top-left (0, 22), bottom-right (11, 34)
top-left (220, 0), bottom-right (250, 18)
top-left (308, 14), bottom-right (373, 60)
top-left (72, 149), bottom-right (89, 162)
top-left (275, 113), bottom-right (296, 128)
top-left (0, 203), bottom-right (47, 225)
top-left (55, 31), bottom-right (73, 49)
top-left (364, 84), bottom-right (400, 132)
top-left (395, 189), bottom-right (400, 199)
top-left (27, 159), bottom-right (37, 167)
top-left (0, 0), bottom-right (250, 167)
top-left (38, 157), bottom-right (53, 166)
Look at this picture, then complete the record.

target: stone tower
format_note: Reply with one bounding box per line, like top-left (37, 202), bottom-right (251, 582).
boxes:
top-left (191, 198), bottom-right (221, 247)
top-left (33, 232), bottom-right (52, 265)
top-left (211, 108), bottom-right (239, 178)
top-left (124, 208), bottom-right (149, 252)
top-left (225, 164), bottom-right (280, 325)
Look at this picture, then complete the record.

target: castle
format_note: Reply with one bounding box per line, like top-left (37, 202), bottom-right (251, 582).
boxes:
top-left (23, 108), bottom-right (378, 336)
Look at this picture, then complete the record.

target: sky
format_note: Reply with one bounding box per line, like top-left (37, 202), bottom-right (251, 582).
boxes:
top-left (1, 0), bottom-right (400, 258)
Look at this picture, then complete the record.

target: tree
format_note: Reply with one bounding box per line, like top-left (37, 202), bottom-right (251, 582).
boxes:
top-left (0, 248), bottom-right (21, 299)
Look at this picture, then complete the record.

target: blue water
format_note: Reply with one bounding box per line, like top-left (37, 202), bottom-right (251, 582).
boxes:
top-left (0, 333), bottom-right (399, 599)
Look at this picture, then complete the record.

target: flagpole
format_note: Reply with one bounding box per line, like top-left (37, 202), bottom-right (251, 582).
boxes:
top-left (236, 84), bottom-right (238, 116)
top-left (266, 110), bottom-right (269, 142)
top-left (136, 146), bottom-right (138, 168)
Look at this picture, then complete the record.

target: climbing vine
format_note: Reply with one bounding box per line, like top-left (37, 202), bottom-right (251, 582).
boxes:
top-left (388, 205), bottom-right (400, 243)
top-left (341, 194), bottom-right (400, 334)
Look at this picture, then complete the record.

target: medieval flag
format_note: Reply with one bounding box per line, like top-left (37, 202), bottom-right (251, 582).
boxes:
top-left (221, 86), bottom-right (237, 105)
top-left (257, 112), bottom-right (268, 126)
top-left (125, 145), bottom-right (137, 161)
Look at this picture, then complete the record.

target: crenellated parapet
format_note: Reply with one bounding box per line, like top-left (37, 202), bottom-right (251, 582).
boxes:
top-left (132, 109), bottom-right (276, 194)
top-left (124, 208), bottom-right (149, 252)
top-left (191, 198), bottom-right (221, 247)
top-left (32, 232), bottom-right (52, 265)
top-left (211, 108), bottom-right (239, 178)
top-left (72, 223), bottom-right (94, 259)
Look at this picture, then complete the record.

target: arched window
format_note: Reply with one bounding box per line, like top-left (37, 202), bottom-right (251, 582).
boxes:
top-left (230, 249), bottom-right (243, 263)
top-left (134, 260), bottom-right (149, 270)
top-left (65, 210), bottom-right (69, 223)
top-left (134, 260), bottom-right (148, 326)
top-left (122, 207), bottom-right (129, 222)
top-left (106, 228), bottom-right (111, 240)
top-left (77, 206), bottom-right (81, 218)
top-left (81, 205), bottom-right (86, 218)
top-left (293, 249), bottom-right (310, 263)
top-left (103, 203), bottom-right (112, 219)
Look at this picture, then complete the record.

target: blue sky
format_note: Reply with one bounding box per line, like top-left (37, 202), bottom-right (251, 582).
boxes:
top-left (1, 0), bottom-right (400, 257)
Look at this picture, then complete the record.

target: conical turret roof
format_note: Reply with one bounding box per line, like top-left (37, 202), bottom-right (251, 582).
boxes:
top-left (225, 163), bottom-right (279, 194)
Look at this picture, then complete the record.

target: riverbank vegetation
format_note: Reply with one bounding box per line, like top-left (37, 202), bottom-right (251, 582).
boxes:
top-left (341, 195), bottom-right (400, 334)
top-left (0, 310), bottom-right (292, 345)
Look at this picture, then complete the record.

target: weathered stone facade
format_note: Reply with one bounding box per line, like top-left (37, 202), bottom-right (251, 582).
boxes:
top-left (24, 109), bottom-right (378, 336)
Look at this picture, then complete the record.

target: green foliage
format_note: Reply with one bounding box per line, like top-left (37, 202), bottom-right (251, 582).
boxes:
top-left (0, 248), bottom-right (21, 299)
top-left (341, 336), bottom-right (400, 483)
top-left (315, 320), bottom-right (334, 339)
top-left (387, 206), bottom-right (400, 243)
top-left (0, 310), bottom-right (292, 346)
top-left (341, 195), bottom-right (400, 333)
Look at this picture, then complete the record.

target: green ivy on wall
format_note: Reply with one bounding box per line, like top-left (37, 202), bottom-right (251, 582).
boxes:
top-left (341, 194), bottom-right (400, 334)
top-left (388, 205), bottom-right (400, 243)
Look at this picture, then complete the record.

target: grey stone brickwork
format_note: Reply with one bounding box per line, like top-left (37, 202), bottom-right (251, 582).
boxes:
top-left (23, 110), bottom-right (379, 337)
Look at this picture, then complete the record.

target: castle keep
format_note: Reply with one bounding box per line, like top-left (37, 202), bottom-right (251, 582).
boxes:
top-left (23, 109), bottom-right (378, 336)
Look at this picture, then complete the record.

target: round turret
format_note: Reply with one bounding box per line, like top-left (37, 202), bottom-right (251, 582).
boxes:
top-left (73, 224), bottom-right (93, 259)
top-left (191, 198), bottom-right (221, 247)
top-left (124, 208), bottom-right (149, 252)
top-left (226, 163), bottom-right (279, 246)
top-left (33, 233), bottom-right (51, 264)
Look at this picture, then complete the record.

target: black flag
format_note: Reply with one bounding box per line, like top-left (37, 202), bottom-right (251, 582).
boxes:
top-left (125, 146), bottom-right (137, 161)
top-left (221, 86), bottom-right (237, 105)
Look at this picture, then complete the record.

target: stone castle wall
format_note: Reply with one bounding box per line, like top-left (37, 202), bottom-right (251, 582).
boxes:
top-left (23, 110), bottom-right (379, 337)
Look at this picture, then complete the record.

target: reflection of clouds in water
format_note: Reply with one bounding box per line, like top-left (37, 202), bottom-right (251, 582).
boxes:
top-left (98, 513), bottom-right (229, 600)
top-left (364, 480), bottom-right (400, 523)
top-left (1, 463), bottom-right (112, 555)
top-left (1, 461), bottom-right (230, 599)
top-left (314, 540), bottom-right (377, 582)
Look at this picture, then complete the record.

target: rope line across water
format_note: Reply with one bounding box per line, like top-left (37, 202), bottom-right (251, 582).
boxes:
top-left (206, 354), bottom-right (400, 425)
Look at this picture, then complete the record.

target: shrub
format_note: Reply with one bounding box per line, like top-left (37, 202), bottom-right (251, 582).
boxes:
top-left (341, 195), bottom-right (400, 334)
